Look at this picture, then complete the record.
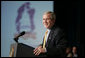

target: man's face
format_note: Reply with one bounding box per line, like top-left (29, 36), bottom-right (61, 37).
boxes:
top-left (43, 14), bottom-right (55, 29)
top-left (72, 47), bottom-right (77, 53)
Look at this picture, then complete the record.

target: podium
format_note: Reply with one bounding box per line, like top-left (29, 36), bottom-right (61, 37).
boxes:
top-left (9, 43), bottom-right (46, 57)
top-left (16, 43), bottom-right (36, 57)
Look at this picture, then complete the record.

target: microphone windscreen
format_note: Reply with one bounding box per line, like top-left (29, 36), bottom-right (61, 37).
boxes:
top-left (19, 31), bottom-right (25, 36)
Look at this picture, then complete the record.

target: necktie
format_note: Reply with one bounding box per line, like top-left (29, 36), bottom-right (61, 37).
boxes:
top-left (43, 30), bottom-right (48, 48)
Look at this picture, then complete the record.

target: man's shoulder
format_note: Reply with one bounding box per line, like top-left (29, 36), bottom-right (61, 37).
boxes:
top-left (53, 26), bottom-right (63, 32)
top-left (51, 26), bottom-right (65, 36)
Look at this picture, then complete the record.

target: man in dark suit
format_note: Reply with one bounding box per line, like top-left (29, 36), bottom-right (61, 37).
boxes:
top-left (33, 11), bottom-right (67, 57)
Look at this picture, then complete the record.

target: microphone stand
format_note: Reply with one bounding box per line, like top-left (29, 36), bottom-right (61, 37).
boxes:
top-left (14, 38), bottom-right (19, 43)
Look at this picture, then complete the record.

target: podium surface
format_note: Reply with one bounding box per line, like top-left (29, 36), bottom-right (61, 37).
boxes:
top-left (16, 43), bottom-right (36, 57)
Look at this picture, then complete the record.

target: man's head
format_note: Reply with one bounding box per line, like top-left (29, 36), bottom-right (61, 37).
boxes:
top-left (66, 47), bottom-right (72, 54)
top-left (72, 46), bottom-right (77, 54)
top-left (43, 11), bottom-right (56, 29)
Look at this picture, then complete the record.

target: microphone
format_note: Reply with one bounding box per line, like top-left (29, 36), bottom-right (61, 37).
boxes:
top-left (14, 31), bottom-right (25, 43)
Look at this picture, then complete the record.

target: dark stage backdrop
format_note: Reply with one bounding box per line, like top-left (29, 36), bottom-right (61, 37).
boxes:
top-left (54, 0), bottom-right (84, 57)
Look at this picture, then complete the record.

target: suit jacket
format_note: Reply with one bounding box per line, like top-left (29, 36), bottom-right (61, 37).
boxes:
top-left (41, 24), bottom-right (67, 57)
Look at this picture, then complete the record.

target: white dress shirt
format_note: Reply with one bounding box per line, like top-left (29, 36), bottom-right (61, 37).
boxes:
top-left (45, 29), bottom-right (51, 43)
top-left (44, 29), bottom-right (50, 52)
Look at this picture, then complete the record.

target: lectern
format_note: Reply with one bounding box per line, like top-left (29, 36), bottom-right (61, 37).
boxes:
top-left (9, 43), bottom-right (40, 57)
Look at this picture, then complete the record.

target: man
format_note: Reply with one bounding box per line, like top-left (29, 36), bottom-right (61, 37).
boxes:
top-left (33, 11), bottom-right (67, 57)
top-left (72, 46), bottom-right (78, 57)
top-left (66, 47), bottom-right (73, 57)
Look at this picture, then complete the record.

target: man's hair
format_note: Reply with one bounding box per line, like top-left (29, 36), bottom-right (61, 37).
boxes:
top-left (43, 11), bottom-right (56, 20)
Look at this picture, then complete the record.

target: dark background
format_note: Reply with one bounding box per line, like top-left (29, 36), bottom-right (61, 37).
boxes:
top-left (54, 0), bottom-right (84, 57)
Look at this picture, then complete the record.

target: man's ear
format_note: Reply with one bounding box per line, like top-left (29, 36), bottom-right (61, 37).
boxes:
top-left (53, 19), bottom-right (55, 23)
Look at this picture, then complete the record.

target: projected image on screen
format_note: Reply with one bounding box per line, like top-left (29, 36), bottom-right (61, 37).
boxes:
top-left (1, 1), bottom-right (53, 57)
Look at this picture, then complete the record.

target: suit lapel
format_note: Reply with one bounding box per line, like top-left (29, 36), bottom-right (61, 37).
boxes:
top-left (45, 25), bottom-right (59, 48)
top-left (45, 24), bottom-right (58, 47)
top-left (45, 30), bottom-right (54, 47)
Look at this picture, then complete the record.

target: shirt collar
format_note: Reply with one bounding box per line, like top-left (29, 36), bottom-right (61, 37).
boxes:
top-left (47, 29), bottom-right (51, 32)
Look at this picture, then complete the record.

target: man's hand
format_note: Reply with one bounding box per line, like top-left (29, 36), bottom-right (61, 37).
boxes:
top-left (33, 46), bottom-right (46, 56)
